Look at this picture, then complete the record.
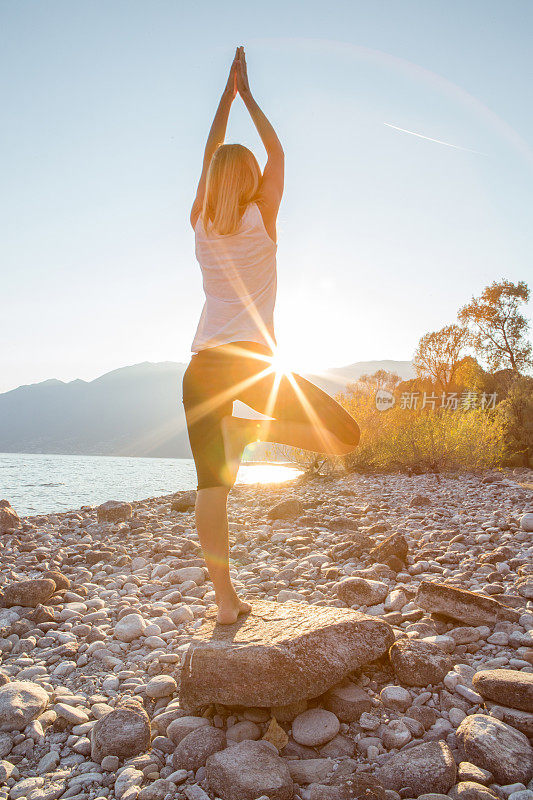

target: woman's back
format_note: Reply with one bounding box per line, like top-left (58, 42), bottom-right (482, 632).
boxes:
top-left (192, 201), bottom-right (277, 352)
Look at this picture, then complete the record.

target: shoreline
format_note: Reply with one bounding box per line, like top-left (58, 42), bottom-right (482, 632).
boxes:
top-left (12, 464), bottom-right (533, 524)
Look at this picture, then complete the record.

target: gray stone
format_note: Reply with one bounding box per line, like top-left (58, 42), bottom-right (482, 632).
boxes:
top-left (519, 512), bottom-right (533, 532)
top-left (0, 502), bottom-right (21, 533)
top-left (410, 494), bottom-right (431, 507)
top-left (139, 780), bottom-right (174, 800)
top-left (41, 570), bottom-right (70, 590)
top-left (268, 498), bottom-right (303, 519)
top-left (335, 577), bottom-right (388, 606)
top-left (54, 702), bottom-right (89, 724)
top-left (91, 701), bottom-right (151, 762)
top-left (418, 795), bottom-right (451, 800)
top-left (382, 719), bottom-right (412, 749)
top-left (458, 762), bottom-right (493, 783)
top-left (10, 777), bottom-right (44, 799)
top-left (416, 581), bottom-right (519, 626)
top-left (1, 579), bottom-right (56, 608)
top-left (306, 774), bottom-right (387, 800)
top-left (323, 681), bottom-right (372, 721)
top-left (456, 713), bottom-right (533, 784)
top-left (171, 491), bottom-right (197, 512)
top-left (286, 758), bottom-right (334, 785)
top-left (0, 732), bottom-right (12, 757)
top-left (145, 675), bottom-right (177, 699)
top-left (291, 708), bottom-right (340, 746)
top-left (0, 759), bottom-right (15, 781)
top-left (449, 782), bottom-right (499, 800)
top-left (206, 739), bottom-right (294, 800)
top-left (375, 741), bottom-right (457, 795)
top-left (183, 786), bottom-right (210, 800)
top-left (179, 599), bottom-right (393, 709)
top-left (173, 566), bottom-right (205, 583)
top-left (472, 669), bottom-right (533, 712)
top-left (389, 639), bottom-right (453, 686)
top-left (369, 532), bottom-right (408, 565)
top-left (0, 681), bottom-right (49, 732)
top-left (167, 716), bottom-right (210, 744)
top-left (484, 702), bottom-right (533, 736)
top-left (226, 720), bottom-right (261, 742)
top-left (115, 767), bottom-right (143, 800)
top-left (96, 500), bottom-right (133, 523)
top-left (101, 755), bottom-right (120, 771)
top-left (114, 613), bottom-right (146, 643)
top-left (380, 685), bottom-right (412, 712)
top-left (172, 726), bottom-right (226, 771)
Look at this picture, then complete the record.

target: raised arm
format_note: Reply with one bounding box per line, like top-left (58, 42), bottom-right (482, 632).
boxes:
top-left (237, 48), bottom-right (284, 215)
top-left (190, 49), bottom-right (239, 230)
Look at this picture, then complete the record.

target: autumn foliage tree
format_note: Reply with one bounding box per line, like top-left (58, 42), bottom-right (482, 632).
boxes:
top-left (413, 324), bottom-right (470, 391)
top-left (359, 369), bottom-right (402, 390)
top-left (458, 280), bottom-right (532, 374)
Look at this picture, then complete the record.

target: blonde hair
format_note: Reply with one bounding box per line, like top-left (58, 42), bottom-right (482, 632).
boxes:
top-left (201, 144), bottom-right (262, 236)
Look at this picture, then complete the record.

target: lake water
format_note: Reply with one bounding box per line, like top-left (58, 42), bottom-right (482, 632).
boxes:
top-left (0, 453), bottom-right (302, 517)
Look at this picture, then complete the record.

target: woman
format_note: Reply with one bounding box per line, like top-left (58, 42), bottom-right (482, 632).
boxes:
top-left (182, 46), bottom-right (360, 624)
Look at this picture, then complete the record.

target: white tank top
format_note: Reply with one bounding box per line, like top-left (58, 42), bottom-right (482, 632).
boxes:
top-left (191, 202), bottom-right (277, 353)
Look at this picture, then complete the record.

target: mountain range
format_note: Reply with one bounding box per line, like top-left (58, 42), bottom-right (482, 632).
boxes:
top-left (0, 360), bottom-right (415, 457)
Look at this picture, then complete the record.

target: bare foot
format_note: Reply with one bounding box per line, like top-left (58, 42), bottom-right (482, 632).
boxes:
top-left (216, 594), bottom-right (252, 625)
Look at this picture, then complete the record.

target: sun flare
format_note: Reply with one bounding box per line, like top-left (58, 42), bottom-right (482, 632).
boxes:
top-left (267, 346), bottom-right (321, 377)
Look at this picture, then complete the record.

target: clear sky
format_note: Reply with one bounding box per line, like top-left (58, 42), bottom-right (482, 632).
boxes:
top-left (2, 0), bottom-right (532, 393)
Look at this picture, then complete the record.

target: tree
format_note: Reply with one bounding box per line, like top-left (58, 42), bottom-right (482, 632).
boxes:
top-left (359, 369), bottom-right (402, 390)
top-left (413, 324), bottom-right (469, 391)
top-left (451, 355), bottom-right (487, 393)
top-left (458, 280), bottom-right (532, 374)
top-left (498, 375), bottom-right (533, 466)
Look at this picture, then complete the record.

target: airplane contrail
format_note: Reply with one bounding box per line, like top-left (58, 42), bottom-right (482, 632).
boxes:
top-left (384, 122), bottom-right (486, 155)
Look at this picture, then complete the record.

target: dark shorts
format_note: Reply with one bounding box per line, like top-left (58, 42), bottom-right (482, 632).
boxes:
top-left (182, 340), bottom-right (360, 490)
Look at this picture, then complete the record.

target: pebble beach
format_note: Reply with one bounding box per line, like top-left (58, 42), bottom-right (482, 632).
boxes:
top-left (1, 468), bottom-right (532, 800)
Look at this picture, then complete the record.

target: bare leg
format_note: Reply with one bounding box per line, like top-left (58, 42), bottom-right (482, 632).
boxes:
top-left (222, 415), bottom-right (356, 468)
top-left (195, 486), bottom-right (252, 625)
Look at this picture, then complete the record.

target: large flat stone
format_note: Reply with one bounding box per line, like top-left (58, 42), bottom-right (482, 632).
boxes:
top-left (416, 581), bottom-right (519, 626)
top-left (179, 600), bottom-right (393, 710)
top-left (472, 669), bottom-right (533, 712)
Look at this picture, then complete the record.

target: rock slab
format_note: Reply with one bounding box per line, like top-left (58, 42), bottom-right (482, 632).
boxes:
top-left (179, 600), bottom-right (393, 710)
top-left (416, 581), bottom-right (519, 626)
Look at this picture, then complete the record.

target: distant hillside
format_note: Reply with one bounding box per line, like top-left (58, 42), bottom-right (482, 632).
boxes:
top-left (0, 359), bottom-right (415, 457)
top-left (306, 360), bottom-right (415, 397)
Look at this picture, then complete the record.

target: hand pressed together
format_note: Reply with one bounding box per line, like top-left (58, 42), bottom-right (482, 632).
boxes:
top-left (224, 46), bottom-right (251, 101)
